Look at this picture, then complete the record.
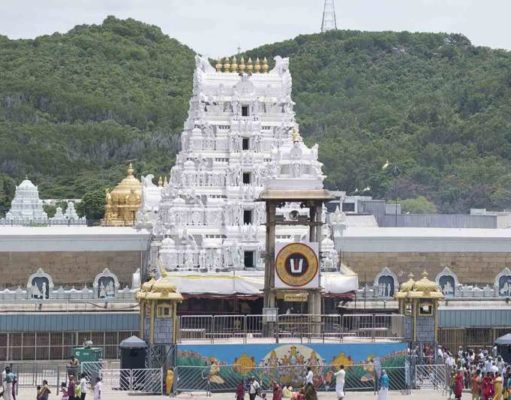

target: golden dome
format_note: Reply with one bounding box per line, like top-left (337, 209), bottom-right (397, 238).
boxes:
top-left (414, 271), bottom-right (441, 294)
top-left (399, 273), bottom-right (415, 292)
top-left (109, 163), bottom-right (141, 202)
top-left (136, 276), bottom-right (183, 301)
top-left (396, 271), bottom-right (443, 299)
top-left (102, 163), bottom-right (142, 226)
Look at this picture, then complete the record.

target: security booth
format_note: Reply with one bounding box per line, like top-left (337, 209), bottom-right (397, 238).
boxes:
top-left (119, 336), bottom-right (148, 390)
top-left (495, 333), bottom-right (511, 363)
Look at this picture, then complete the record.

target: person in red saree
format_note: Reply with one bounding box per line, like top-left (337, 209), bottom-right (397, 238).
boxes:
top-left (482, 372), bottom-right (495, 400)
top-left (454, 370), bottom-right (464, 400)
top-left (272, 382), bottom-right (283, 400)
top-left (236, 381), bottom-right (245, 400)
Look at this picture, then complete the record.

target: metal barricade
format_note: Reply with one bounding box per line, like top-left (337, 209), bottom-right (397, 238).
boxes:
top-left (174, 364), bottom-right (411, 394)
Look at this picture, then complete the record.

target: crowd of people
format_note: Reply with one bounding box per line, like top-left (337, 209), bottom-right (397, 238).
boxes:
top-left (438, 345), bottom-right (511, 400)
top-left (235, 365), bottom-right (391, 400)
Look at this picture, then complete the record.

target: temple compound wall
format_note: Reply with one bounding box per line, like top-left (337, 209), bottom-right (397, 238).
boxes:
top-left (342, 252), bottom-right (511, 285)
top-left (0, 226), bottom-right (150, 288)
top-left (0, 251), bottom-right (144, 288)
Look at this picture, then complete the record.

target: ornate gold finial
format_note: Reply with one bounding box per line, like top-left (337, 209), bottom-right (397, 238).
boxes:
top-left (158, 176), bottom-right (163, 187)
top-left (230, 56), bottom-right (238, 72)
top-left (254, 57), bottom-right (261, 73)
top-left (127, 163), bottom-right (134, 176)
top-left (223, 58), bottom-right (230, 72)
top-left (239, 56), bottom-right (245, 73)
top-left (215, 58), bottom-right (223, 72)
top-left (246, 57), bottom-right (253, 73)
top-left (262, 57), bottom-right (269, 73)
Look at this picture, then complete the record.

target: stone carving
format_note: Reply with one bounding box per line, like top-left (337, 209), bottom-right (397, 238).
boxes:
top-left (373, 267), bottom-right (398, 298)
top-left (27, 268), bottom-right (54, 300)
top-left (93, 268), bottom-right (120, 299)
top-left (435, 267), bottom-right (459, 297)
top-left (495, 267), bottom-right (511, 297)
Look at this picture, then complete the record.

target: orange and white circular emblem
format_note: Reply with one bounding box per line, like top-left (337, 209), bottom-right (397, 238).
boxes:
top-left (275, 243), bottom-right (319, 287)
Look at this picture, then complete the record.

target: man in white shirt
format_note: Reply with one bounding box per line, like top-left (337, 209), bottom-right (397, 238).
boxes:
top-left (249, 377), bottom-right (260, 400)
top-left (3, 367), bottom-right (12, 400)
top-left (305, 367), bottom-right (314, 386)
top-left (334, 365), bottom-right (346, 400)
top-left (93, 378), bottom-right (102, 400)
top-left (79, 373), bottom-right (88, 400)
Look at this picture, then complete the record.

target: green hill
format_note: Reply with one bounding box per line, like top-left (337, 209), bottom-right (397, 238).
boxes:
top-left (0, 16), bottom-right (195, 213)
top-left (243, 30), bottom-right (511, 212)
top-left (1, 18), bottom-right (511, 214)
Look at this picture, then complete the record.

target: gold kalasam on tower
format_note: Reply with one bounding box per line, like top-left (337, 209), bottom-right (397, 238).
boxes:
top-left (102, 163), bottom-right (142, 226)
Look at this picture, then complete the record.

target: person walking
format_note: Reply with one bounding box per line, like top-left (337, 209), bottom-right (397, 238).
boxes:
top-left (272, 382), bottom-right (283, 400)
top-left (3, 367), bottom-right (13, 400)
top-left (68, 375), bottom-right (77, 400)
top-left (482, 372), bottom-right (494, 400)
top-left (334, 365), bottom-right (346, 400)
top-left (377, 370), bottom-right (390, 400)
top-left (249, 377), bottom-right (260, 400)
top-left (93, 378), bottom-right (102, 400)
top-left (454, 369), bottom-right (464, 400)
top-left (305, 367), bottom-right (314, 386)
top-left (236, 381), bottom-right (245, 400)
top-left (494, 372), bottom-right (503, 400)
top-left (304, 383), bottom-right (317, 400)
top-left (37, 380), bottom-right (51, 400)
top-left (471, 369), bottom-right (482, 400)
top-left (79, 373), bottom-right (88, 400)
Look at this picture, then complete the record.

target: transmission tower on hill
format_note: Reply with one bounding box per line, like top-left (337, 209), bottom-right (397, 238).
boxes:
top-left (321, 0), bottom-right (338, 33)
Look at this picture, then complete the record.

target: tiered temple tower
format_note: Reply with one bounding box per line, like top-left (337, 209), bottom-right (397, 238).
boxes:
top-left (1, 179), bottom-right (48, 225)
top-left (145, 55), bottom-right (338, 276)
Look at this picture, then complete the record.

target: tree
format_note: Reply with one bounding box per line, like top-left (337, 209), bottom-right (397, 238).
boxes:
top-left (400, 196), bottom-right (437, 214)
top-left (77, 188), bottom-right (106, 223)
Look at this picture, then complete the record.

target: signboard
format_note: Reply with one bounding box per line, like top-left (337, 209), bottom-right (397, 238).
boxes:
top-left (274, 242), bottom-right (319, 289)
top-left (283, 292), bottom-right (309, 302)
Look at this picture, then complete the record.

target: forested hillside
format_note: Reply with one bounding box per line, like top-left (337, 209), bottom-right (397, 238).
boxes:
top-left (1, 18), bottom-right (511, 214)
top-left (244, 31), bottom-right (511, 212)
top-left (0, 17), bottom-right (195, 214)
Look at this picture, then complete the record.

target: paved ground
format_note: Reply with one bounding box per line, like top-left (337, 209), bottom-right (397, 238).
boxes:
top-left (16, 388), bottom-right (451, 400)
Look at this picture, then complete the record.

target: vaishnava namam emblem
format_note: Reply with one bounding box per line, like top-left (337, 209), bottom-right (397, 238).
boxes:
top-left (275, 243), bottom-right (319, 287)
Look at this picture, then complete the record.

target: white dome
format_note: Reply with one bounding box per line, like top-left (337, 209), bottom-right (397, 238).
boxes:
top-left (18, 179), bottom-right (36, 189)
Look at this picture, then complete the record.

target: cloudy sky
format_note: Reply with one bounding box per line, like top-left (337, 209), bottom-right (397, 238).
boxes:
top-left (0, 0), bottom-right (510, 57)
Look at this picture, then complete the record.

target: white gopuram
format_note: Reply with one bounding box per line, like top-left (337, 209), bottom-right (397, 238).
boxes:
top-left (1, 179), bottom-right (48, 225)
top-left (144, 55), bottom-right (357, 296)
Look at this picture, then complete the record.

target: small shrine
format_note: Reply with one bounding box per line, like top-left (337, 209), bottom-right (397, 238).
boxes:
top-left (395, 271), bottom-right (444, 345)
top-left (1, 178), bottom-right (48, 225)
top-left (136, 269), bottom-right (183, 345)
top-left (102, 163), bottom-right (142, 226)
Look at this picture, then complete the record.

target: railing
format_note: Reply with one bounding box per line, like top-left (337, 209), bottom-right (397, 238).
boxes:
top-left (81, 361), bottom-right (163, 394)
top-left (177, 314), bottom-right (404, 343)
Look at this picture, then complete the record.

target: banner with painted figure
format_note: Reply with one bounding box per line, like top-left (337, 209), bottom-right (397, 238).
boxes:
top-left (176, 342), bottom-right (407, 392)
top-left (274, 242), bottom-right (319, 289)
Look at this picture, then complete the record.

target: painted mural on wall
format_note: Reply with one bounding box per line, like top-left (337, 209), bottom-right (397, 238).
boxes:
top-left (176, 342), bottom-right (407, 392)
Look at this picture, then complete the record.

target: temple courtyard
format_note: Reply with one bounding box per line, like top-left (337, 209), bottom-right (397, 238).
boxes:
top-left (14, 387), bottom-right (448, 399)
